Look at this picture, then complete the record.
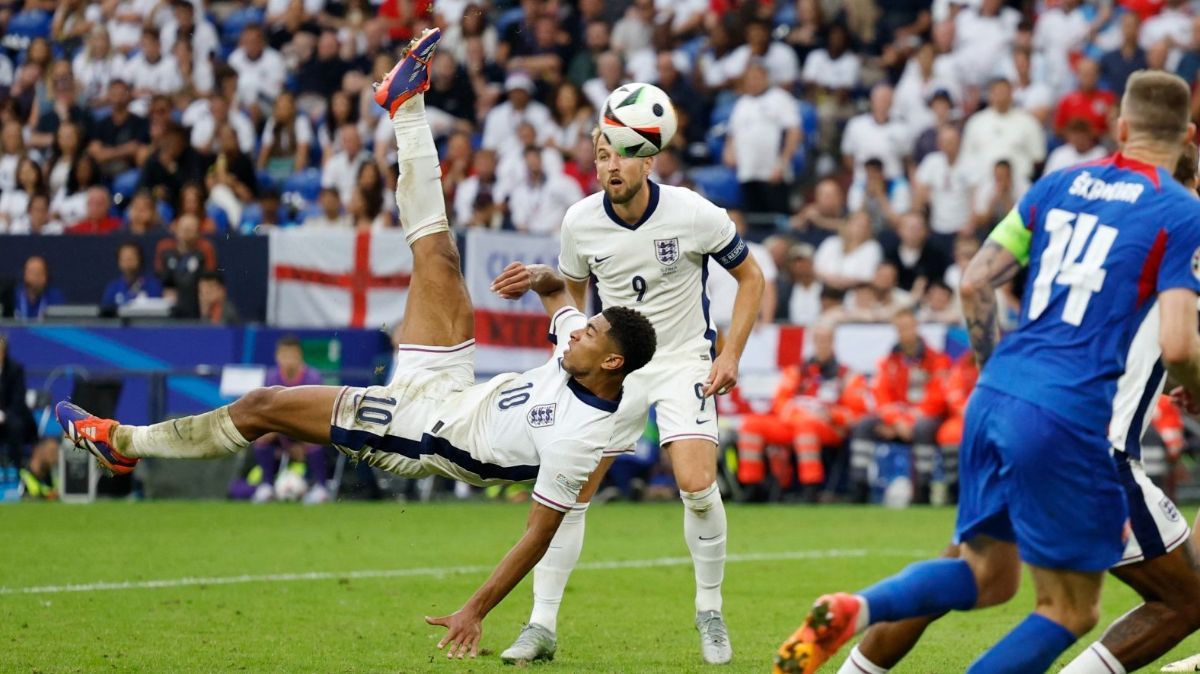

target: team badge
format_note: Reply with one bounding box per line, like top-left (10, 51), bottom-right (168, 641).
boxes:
top-left (655, 238), bottom-right (680, 265)
top-left (1159, 496), bottom-right (1181, 523)
top-left (1192, 246), bottom-right (1200, 282)
top-left (528, 403), bottom-right (556, 427)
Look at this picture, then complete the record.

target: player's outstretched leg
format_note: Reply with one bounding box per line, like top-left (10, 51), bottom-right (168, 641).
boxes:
top-left (374, 27), bottom-right (473, 350)
top-left (56, 386), bottom-right (343, 470)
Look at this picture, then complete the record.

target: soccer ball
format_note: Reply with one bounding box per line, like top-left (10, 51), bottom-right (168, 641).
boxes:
top-left (599, 83), bottom-right (678, 158)
top-left (274, 470), bottom-right (308, 502)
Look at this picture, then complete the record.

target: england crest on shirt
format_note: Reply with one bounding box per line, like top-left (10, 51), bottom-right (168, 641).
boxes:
top-left (528, 404), bottom-right (556, 427)
top-left (655, 238), bottom-right (680, 265)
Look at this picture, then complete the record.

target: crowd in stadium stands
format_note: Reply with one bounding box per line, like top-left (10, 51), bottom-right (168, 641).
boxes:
top-left (2, 0), bottom-right (1200, 499)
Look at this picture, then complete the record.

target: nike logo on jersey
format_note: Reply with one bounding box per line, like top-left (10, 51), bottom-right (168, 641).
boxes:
top-left (594, 255), bottom-right (613, 264)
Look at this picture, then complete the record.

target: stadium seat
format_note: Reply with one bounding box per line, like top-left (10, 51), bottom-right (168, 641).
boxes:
top-left (494, 7), bottom-right (525, 36)
top-left (157, 201), bottom-right (175, 226)
top-left (207, 203), bottom-right (230, 233)
top-left (689, 165), bottom-right (742, 210)
top-left (281, 168), bottom-right (323, 204)
top-left (238, 202), bottom-right (264, 233)
top-left (112, 169), bottom-right (142, 203)
top-left (793, 100), bottom-right (820, 177)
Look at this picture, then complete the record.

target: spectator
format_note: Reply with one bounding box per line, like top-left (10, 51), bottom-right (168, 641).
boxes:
top-left (125, 28), bottom-right (183, 108)
top-left (1031, 0), bottom-right (1099, 94)
top-left (611, 0), bottom-right (654, 61)
top-left (124, 190), bottom-right (162, 235)
top-left (102, 242), bottom-right (163, 310)
top-left (0, 158), bottom-right (46, 229)
top-left (67, 186), bottom-right (122, 234)
top-left (507, 147), bottom-right (584, 234)
top-left (303, 187), bottom-right (352, 228)
top-left (466, 193), bottom-right (502, 229)
top-left (800, 22), bottom-right (860, 94)
top-left (913, 125), bottom-right (976, 248)
top-left (548, 81), bottom-right (594, 153)
top-left (892, 42), bottom-right (959, 142)
top-left (1053, 57), bottom-right (1115, 137)
top-left (0, 121), bottom-right (23, 192)
top-left (316, 90), bottom-right (362, 158)
top-left (72, 29), bottom-right (125, 104)
top-left (735, 322), bottom-right (867, 494)
top-left (723, 60), bottom-right (802, 223)
top-left (440, 130), bottom-right (474, 206)
top-left (931, 352), bottom-right (978, 502)
top-left (8, 193), bottom-right (64, 235)
top-left (763, 234), bottom-right (793, 318)
top-left (190, 93), bottom-right (256, 156)
top-left (0, 333), bottom-right (37, 476)
top-left (51, 0), bottom-right (98, 57)
top-left (1044, 118), bottom-right (1107, 175)
top-left (227, 24), bottom-right (287, 114)
top-left (849, 309), bottom-right (950, 503)
top-left (785, 0), bottom-right (825, 65)
top-left (46, 120), bottom-right (84, 198)
top-left (453, 148), bottom-right (500, 227)
top-left (960, 77), bottom-right (1045, 189)
top-left (1139, 0), bottom-right (1191, 68)
top-left (1100, 11), bottom-right (1146, 98)
top-left (355, 162), bottom-right (392, 222)
top-left (498, 0), bottom-right (548, 63)
top-left (1009, 47), bottom-right (1054, 127)
top-left (138, 123), bottom-right (210, 211)
top-left (787, 243), bottom-right (823, 326)
top-left (206, 125), bottom-right (260, 227)
top-left (348, 185), bottom-right (387, 231)
top-left (916, 280), bottom-right (961, 325)
top-left (842, 84), bottom-right (910, 192)
top-left (973, 159), bottom-right (1018, 233)
top-left (445, 4), bottom-right (500, 65)
top-left (1176, 16), bottom-right (1200, 86)
top-left (161, 0), bottom-right (219, 66)
top-left (297, 29), bottom-right (350, 101)
top-left (886, 213), bottom-right (949, 295)
top-left (52, 154), bottom-right (101, 225)
top-left (698, 19), bottom-right (739, 91)
top-left (844, 263), bottom-right (913, 322)
top-left (943, 235), bottom-right (981, 299)
top-left (654, 50), bottom-right (705, 147)
top-left (242, 336), bottom-right (326, 503)
top-left (481, 71), bottom-right (555, 163)
top-left (813, 211), bottom-right (883, 291)
top-left (852, 158), bottom-right (911, 236)
top-left (707, 210), bottom-right (778, 329)
top-left (497, 121), bottom-right (565, 196)
top-left (583, 50), bottom-right (624, 111)
top-left (258, 91), bottom-right (313, 184)
top-left (86, 79), bottom-right (150, 180)
top-left (953, 0), bottom-right (1021, 89)
top-left (197, 271), bottom-right (240, 326)
top-left (726, 18), bottom-right (799, 88)
top-left (566, 19), bottom-right (611, 87)
top-left (156, 214), bottom-right (217, 319)
top-left (426, 50), bottom-right (479, 125)
top-left (648, 145), bottom-right (685, 188)
top-left (176, 182), bottom-right (219, 235)
top-left (321, 124), bottom-right (369, 206)
top-left (506, 13), bottom-right (570, 81)
top-left (29, 68), bottom-right (86, 150)
top-left (13, 255), bottom-right (65, 321)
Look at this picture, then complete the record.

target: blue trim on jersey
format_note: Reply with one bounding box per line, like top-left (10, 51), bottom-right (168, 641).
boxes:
top-left (1116, 452), bottom-right (1167, 560)
top-left (714, 233), bottom-right (749, 269)
top-left (602, 180), bottom-right (660, 230)
top-left (566, 376), bottom-right (620, 412)
top-left (329, 428), bottom-right (540, 482)
top-left (1123, 361), bottom-right (1166, 460)
top-left (701, 254), bottom-right (717, 359)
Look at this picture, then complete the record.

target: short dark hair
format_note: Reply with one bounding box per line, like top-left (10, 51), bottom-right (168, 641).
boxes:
top-left (1174, 141), bottom-right (1198, 186)
top-left (602, 306), bottom-right (656, 374)
top-left (276, 335), bottom-right (301, 350)
top-left (197, 270), bottom-right (225, 286)
top-left (1123, 70), bottom-right (1192, 143)
top-left (117, 241), bottom-right (143, 268)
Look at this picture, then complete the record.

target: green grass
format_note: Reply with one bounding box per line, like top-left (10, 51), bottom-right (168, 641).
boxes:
top-left (1, 502), bottom-right (1197, 673)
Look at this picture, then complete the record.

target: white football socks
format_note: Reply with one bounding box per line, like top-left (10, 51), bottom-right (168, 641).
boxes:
top-left (390, 94), bottom-right (450, 246)
top-left (836, 645), bottom-right (889, 674)
top-left (114, 406), bottom-right (250, 459)
top-left (529, 502), bottom-right (589, 634)
top-left (1060, 642), bottom-right (1126, 674)
top-left (682, 482), bottom-right (726, 613)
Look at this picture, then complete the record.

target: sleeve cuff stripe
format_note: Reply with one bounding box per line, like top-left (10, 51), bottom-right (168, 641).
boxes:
top-left (558, 266), bottom-right (590, 282)
top-left (532, 491), bottom-right (572, 512)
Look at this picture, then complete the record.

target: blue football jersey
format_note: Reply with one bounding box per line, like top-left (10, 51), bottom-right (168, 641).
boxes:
top-left (980, 153), bottom-right (1200, 432)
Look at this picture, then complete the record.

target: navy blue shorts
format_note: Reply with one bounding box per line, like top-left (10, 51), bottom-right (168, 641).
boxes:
top-left (954, 387), bottom-right (1128, 572)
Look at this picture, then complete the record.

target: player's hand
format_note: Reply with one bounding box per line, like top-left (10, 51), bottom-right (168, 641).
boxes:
top-left (1170, 385), bottom-right (1200, 415)
top-left (425, 610), bottom-right (483, 659)
top-left (704, 351), bottom-right (739, 397)
top-left (491, 261), bottom-right (532, 300)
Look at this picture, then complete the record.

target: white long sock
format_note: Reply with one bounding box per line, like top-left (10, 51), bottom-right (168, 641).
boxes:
top-left (529, 502), bottom-right (588, 634)
top-left (682, 482), bottom-right (726, 613)
top-left (390, 94), bottom-right (449, 245)
top-left (837, 645), bottom-right (889, 674)
top-left (1060, 642), bottom-right (1126, 674)
top-left (114, 406), bottom-right (250, 459)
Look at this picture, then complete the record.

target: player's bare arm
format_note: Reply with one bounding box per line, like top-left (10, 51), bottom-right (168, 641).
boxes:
top-left (1160, 288), bottom-right (1200, 401)
top-left (706, 253), bottom-right (764, 397)
top-left (959, 241), bottom-right (1022, 366)
top-left (426, 501), bottom-right (567, 658)
top-left (491, 262), bottom-right (575, 315)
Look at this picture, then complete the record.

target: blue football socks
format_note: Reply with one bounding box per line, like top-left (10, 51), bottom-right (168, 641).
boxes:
top-left (859, 558), bottom-right (978, 624)
top-left (967, 613), bottom-right (1076, 673)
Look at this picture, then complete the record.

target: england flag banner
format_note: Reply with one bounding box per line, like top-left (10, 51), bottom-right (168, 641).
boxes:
top-left (463, 228), bottom-right (562, 375)
top-left (268, 228), bottom-right (413, 328)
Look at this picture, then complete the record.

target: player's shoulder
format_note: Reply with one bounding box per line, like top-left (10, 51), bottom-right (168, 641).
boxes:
top-left (657, 183), bottom-right (726, 220)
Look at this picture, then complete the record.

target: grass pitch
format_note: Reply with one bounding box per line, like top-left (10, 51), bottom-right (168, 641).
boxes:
top-left (2, 501), bottom-right (1198, 673)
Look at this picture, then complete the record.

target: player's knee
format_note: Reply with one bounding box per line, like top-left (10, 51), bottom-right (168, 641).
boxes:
top-left (677, 472), bottom-right (717, 495)
top-left (680, 481), bottom-right (721, 514)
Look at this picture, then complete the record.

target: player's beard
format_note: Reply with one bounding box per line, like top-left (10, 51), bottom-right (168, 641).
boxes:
top-left (605, 174), bottom-right (645, 205)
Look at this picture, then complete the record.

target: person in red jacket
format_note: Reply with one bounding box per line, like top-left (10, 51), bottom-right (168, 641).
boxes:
top-left (849, 309), bottom-right (950, 503)
top-left (735, 322), bottom-right (867, 493)
top-left (1053, 57), bottom-right (1116, 137)
top-left (934, 352), bottom-right (979, 504)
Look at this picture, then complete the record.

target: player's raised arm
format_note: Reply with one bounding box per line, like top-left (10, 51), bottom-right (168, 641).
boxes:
top-left (491, 262), bottom-right (576, 316)
top-left (425, 501), bottom-right (567, 658)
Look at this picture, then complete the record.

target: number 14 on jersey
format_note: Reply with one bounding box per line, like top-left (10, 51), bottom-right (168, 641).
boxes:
top-left (1029, 208), bottom-right (1118, 326)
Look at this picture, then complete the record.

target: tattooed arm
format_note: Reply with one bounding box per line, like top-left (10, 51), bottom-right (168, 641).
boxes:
top-left (959, 240), bottom-right (1022, 366)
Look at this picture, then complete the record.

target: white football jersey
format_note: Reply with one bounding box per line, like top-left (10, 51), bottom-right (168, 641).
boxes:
top-left (558, 182), bottom-right (749, 357)
top-left (430, 307), bottom-right (618, 511)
